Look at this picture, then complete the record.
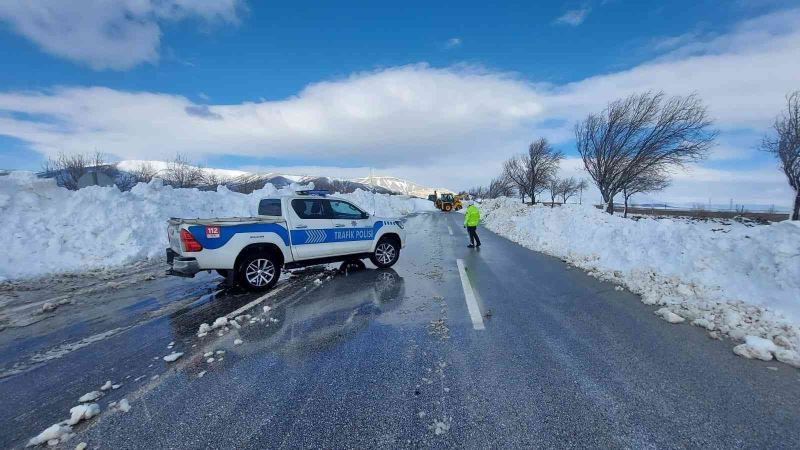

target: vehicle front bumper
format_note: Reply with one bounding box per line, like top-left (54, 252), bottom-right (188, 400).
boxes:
top-left (166, 248), bottom-right (200, 277)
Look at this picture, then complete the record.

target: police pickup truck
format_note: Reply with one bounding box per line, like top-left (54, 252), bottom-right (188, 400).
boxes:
top-left (166, 191), bottom-right (405, 291)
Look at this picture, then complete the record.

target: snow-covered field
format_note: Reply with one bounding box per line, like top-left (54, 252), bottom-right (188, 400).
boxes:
top-left (477, 198), bottom-right (800, 366)
top-left (0, 172), bottom-right (435, 281)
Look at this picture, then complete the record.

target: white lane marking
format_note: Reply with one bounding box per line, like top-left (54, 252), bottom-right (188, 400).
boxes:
top-left (456, 259), bottom-right (485, 330)
top-left (447, 225), bottom-right (454, 236)
top-left (225, 281), bottom-right (292, 319)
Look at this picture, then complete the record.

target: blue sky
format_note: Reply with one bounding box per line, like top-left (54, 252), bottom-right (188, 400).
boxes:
top-left (0, 0), bottom-right (798, 206)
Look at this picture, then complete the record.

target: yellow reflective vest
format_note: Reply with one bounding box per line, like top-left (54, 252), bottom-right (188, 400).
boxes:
top-left (464, 205), bottom-right (480, 227)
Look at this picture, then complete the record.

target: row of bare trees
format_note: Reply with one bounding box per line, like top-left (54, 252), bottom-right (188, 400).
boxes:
top-left (41, 153), bottom-right (231, 191)
top-left (475, 88), bottom-right (798, 220)
top-left (469, 138), bottom-right (591, 208)
top-left (473, 91), bottom-right (714, 217)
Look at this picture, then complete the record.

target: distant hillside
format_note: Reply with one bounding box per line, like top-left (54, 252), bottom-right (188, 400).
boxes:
top-left (351, 175), bottom-right (452, 198)
top-left (113, 161), bottom-right (429, 195)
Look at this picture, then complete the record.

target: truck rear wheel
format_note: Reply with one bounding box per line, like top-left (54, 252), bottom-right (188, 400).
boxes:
top-left (370, 237), bottom-right (400, 269)
top-left (236, 252), bottom-right (281, 292)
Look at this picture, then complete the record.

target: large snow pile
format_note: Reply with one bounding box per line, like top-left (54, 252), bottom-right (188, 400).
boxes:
top-left (478, 197), bottom-right (800, 363)
top-left (0, 173), bottom-right (434, 281)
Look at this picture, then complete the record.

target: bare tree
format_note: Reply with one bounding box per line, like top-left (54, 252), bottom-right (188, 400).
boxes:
top-left (163, 154), bottom-right (205, 188)
top-left (577, 179), bottom-right (589, 204)
top-left (41, 152), bottom-right (108, 190)
top-left (547, 177), bottom-right (562, 207)
top-left (762, 91), bottom-right (800, 220)
top-left (621, 170), bottom-right (670, 218)
top-left (503, 138), bottom-right (563, 204)
top-left (503, 155), bottom-right (529, 203)
top-left (558, 177), bottom-right (581, 204)
top-left (575, 91), bottom-right (716, 214)
top-left (132, 161), bottom-right (158, 184)
top-left (486, 176), bottom-right (514, 198)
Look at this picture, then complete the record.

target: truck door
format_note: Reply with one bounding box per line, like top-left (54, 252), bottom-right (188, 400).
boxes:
top-left (288, 198), bottom-right (336, 259)
top-left (329, 200), bottom-right (374, 254)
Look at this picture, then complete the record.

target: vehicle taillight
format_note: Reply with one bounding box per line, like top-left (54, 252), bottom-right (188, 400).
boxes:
top-left (180, 229), bottom-right (203, 252)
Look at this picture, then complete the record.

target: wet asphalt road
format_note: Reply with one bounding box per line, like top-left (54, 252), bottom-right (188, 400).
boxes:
top-left (1, 212), bottom-right (799, 449)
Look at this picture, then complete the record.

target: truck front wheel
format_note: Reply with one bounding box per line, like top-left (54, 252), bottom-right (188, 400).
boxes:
top-left (236, 252), bottom-right (281, 292)
top-left (370, 237), bottom-right (400, 269)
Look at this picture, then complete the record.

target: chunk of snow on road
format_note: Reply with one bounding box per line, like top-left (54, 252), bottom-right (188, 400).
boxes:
top-left (263, 306), bottom-right (271, 313)
top-left (100, 380), bottom-right (112, 391)
top-left (167, 341), bottom-right (175, 348)
top-left (234, 339), bottom-right (243, 345)
top-left (207, 357), bottom-right (215, 363)
top-left (197, 370), bottom-right (206, 378)
top-left (27, 424), bottom-right (72, 447)
top-left (112, 384), bottom-right (121, 389)
top-left (733, 336), bottom-right (778, 361)
top-left (215, 350), bottom-right (225, 355)
top-left (75, 443), bottom-right (87, 450)
top-left (66, 403), bottom-right (100, 425)
top-left (118, 398), bottom-right (131, 413)
top-left (211, 316), bottom-right (228, 329)
top-left (197, 323), bottom-right (211, 335)
top-left (162, 352), bottom-right (184, 362)
top-left (203, 351), bottom-right (213, 357)
top-left (775, 349), bottom-right (800, 368)
top-left (313, 279), bottom-right (322, 285)
top-left (78, 391), bottom-right (102, 403)
top-left (655, 308), bottom-right (685, 324)
top-left (431, 418), bottom-right (452, 435)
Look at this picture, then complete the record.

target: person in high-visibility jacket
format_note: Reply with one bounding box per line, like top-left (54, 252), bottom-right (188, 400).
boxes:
top-left (463, 204), bottom-right (482, 248)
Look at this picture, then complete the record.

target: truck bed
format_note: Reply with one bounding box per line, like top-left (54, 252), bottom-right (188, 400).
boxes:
top-left (168, 216), bottom-right (285, 226)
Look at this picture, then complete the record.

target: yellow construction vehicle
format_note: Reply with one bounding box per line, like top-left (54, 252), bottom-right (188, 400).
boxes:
top-left (433, 192), bottom-right (461, 212)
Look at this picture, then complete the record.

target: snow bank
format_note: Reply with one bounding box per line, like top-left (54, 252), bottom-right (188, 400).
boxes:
top-left (478, 198), bottom-right (800, 360)
top-left (0, 173), bottom-right (431, 281)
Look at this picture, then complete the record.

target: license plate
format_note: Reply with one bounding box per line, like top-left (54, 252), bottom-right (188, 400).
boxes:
top-left (206, 226), bottom-right (220, 238)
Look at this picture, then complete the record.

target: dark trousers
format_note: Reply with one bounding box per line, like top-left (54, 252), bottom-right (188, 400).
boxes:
top-left (467, 226), bottom-right (481, 246)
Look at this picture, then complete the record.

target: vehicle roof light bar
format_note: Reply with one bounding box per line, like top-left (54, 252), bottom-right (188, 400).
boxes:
top-left (295, 189), bottom-right (330, 197)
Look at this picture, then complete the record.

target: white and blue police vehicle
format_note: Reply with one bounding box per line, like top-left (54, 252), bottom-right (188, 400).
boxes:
top-left (166, 190), bottom-right (406, 291)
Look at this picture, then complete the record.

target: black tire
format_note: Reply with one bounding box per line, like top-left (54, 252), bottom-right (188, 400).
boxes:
top-left (370, 237), bottom-right (400, 269)
top-left (443, 204), bottom-right (453, 212)
top-left (235, 251), bottom-right (281, 292)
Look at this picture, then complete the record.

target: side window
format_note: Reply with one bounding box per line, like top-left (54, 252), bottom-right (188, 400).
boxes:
top-left (329, 200), bottom-right (365, 220)
top-left (291, 199), bottom-right (328, 219)
top-left (258, 199), bottom-right (281, 216)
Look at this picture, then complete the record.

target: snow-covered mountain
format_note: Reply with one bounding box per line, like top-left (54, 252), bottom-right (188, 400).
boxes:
top-left (351, 175), bottom-right (452, 198)
top-left (114, 160), bottom-right (449, 197)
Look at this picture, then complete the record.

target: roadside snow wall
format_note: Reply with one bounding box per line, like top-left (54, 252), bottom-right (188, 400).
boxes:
top-left (478, 197), bottom-right (800, 360)
top-left (0, 172), bottom-right (435, 281)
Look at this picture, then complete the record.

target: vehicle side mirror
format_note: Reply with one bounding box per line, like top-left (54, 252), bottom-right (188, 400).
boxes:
top-left (361, 212), bottom-right (369, 219)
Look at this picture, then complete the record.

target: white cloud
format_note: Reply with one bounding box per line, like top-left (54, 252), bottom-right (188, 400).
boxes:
top-left (554, 8), bottom-right (591, 26)
top-left (0, 65), bottom-right (544, 167)
top-left (0, 0), bottom-right (242, 70)
top-left (1, 8), bottom-right (799, 206)
top-left (444, 37), bottom-right (462, 49)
